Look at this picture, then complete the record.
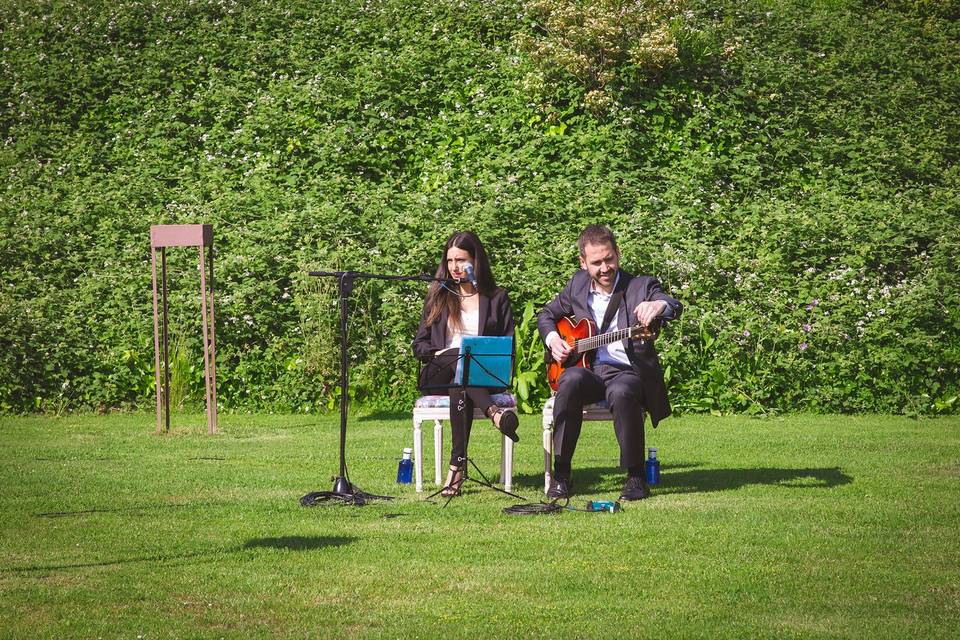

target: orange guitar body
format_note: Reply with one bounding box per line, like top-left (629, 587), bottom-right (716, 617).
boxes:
top-left (546, 317), bottom-right (597, 391)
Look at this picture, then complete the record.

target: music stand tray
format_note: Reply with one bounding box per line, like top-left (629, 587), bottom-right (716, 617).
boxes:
top-left (454, 336), bottom-right (513, 389)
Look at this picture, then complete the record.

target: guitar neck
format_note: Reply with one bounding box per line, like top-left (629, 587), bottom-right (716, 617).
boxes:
top-left (575, 326), bottom-right (634, 354)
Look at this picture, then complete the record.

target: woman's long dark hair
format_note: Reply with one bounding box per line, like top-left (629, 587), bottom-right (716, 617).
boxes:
top-left (423, 231), bottom-right (497, 330)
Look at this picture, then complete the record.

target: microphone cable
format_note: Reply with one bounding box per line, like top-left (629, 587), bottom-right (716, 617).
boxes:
top-left (502, 498), bottom-right (622, 515)
top-left (439, 280), bottom-right (477, 298)
top-left (300, 491), bottom-right (368, 506)
top-left (300, 486), bottom-right (394, 507)
top-left (502, 498), bottom-right (567, 516)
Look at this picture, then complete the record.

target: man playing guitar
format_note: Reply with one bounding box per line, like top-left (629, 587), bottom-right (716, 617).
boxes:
top-left (538, 225), bottom-right (682, 500)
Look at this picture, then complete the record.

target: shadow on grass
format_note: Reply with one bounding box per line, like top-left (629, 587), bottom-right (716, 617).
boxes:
top-left (33, 501), bottom-right (238, 518)
top-left (356, 410), bottom-right (409, 421)
top-left (3, 536), bottom-right (356, 574)
top-left (657, 466), bottom-right (853, 494)
top-left (244, 536), bottom-right (354, 551)
top-left (511, 465), bottom-right (853, 494)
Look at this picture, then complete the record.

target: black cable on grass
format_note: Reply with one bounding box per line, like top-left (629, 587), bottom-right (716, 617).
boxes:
top-left (300, 487), bottom-right (393, 507)
top-left (503, 498), bottom-right (567, 515)
top-left (503, 498), bottom-right (623, 515)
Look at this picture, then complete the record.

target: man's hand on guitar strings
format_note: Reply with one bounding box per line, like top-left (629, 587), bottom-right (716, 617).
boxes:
top-left (633, 300), bottom-right (667, 327)
top-left (548, 333), bottom-right (573, 364)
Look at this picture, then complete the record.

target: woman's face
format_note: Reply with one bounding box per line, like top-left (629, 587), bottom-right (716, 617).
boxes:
top-left (445, 245), bottom-right (474, 282)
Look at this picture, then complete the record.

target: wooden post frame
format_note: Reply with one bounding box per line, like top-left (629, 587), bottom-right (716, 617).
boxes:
top-left (150, 224), bottom-right (218, 434)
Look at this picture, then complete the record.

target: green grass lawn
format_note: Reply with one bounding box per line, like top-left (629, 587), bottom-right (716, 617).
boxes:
top-left (1, 412), bottom-right (958, 638)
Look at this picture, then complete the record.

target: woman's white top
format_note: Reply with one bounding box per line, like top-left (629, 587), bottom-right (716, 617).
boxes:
top-left (447, 307), bottom-right (480, 350)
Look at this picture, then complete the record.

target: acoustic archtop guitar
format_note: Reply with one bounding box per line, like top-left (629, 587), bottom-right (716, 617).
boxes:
top-left (546, 316), bottom-right (660, 391)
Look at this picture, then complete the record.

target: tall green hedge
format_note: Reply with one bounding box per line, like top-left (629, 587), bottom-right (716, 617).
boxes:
top-left (1, 0), bottom-right (958, 414)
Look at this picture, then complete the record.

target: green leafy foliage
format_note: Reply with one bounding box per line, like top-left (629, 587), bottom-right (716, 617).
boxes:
top-left (1, 0), bottom-right (957, 415)
top-left (512, 300), bottom-right (552, 412)
top-left (515, 0), bottom-right (689, 113)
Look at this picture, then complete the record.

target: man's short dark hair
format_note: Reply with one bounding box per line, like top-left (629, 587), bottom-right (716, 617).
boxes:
top-left (578, 225), bottom-right (619, 257)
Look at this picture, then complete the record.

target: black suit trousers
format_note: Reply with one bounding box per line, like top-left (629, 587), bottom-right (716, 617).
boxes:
top-left (552, 363), bottom-right (646, 469)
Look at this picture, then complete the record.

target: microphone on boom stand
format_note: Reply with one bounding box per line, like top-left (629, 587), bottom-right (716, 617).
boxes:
top-left (463, 262), bottom-right (478, 288)
top-left (300, 269), bottom-right (441, 507)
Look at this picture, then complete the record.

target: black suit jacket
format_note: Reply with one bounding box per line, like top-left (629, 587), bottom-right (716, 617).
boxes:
top-left (412, 287), bottom-right (515, 390)
top-left (536, 269), bottom-right (682, 427)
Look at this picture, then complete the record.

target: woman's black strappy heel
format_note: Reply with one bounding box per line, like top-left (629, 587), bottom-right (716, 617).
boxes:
top-left (441, 465), bottom-right (465, 497)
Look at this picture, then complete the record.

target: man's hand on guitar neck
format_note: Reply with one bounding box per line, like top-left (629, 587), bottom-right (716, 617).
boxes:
top-left (546, 332), bottom-right (573, 364)
top-left (634, 300), bottom-right (667, 327)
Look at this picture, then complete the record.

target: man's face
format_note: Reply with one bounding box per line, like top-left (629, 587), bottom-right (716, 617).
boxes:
top-left (579, 241), bottom-right (619, 292)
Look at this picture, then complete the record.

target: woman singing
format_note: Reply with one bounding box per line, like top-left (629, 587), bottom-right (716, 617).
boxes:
top-left (412, 231), bottom-right (518, 497)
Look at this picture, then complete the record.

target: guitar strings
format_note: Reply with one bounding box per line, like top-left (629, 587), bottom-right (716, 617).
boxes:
top-left (576, 327), bottom-right (634, 352)
top-left (576, 326), bottom-right (657, 352)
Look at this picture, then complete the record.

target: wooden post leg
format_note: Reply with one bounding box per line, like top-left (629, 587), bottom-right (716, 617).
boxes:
top-left (160, 247), bottom-right (170, 432)
top-left (151, 247), bottom-right (162, 433)
top-left (199, 246), bottom-right (216, 435)
top-left (206, 243), bottom-right (218, 433)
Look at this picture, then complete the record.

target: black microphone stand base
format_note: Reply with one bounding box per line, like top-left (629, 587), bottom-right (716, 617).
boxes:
top-left (300, 477), bottom-right (394, 507)
top-left (331, 476), bottom-right (352, 494)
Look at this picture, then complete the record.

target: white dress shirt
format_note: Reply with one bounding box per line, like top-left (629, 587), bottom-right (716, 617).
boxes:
top-left (588, 275), bottom-right (630, 366)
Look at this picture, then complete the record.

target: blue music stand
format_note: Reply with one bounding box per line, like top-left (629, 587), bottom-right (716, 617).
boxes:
top-left (455, 336), bottom-right (513, 389)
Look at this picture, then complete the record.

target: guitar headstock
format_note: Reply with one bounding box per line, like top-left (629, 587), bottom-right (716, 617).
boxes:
top-left (629, 318), bottom-right (661, 342)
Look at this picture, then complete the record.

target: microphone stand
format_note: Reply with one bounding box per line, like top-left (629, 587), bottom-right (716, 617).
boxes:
top-left (301, 270), bottom-right (439, 506)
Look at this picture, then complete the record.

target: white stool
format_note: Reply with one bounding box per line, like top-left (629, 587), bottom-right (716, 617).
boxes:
top-left (412, 393), bottom-right (516, 493)
top-left (543, 395), bottom-right (632, 493)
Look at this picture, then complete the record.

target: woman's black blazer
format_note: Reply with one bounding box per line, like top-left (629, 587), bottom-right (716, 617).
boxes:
top-left (412, 287), bottom-right (515, 390)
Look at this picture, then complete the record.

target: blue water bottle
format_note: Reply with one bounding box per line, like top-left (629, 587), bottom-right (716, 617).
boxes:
top-left (396, 447), bottom-right (413, 484)
top-left (645, 447), bottom-right (660, 486)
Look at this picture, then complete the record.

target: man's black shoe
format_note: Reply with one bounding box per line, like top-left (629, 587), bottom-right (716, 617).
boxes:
top-left (547, 474), bottom-right (572, 499)
top-left (620, 475), bottom-right (650, 501)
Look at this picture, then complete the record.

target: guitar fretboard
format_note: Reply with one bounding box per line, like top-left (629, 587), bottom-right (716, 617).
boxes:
top-left (576, 327), bottom-right (635, 353)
